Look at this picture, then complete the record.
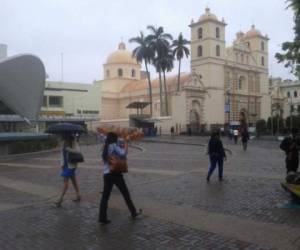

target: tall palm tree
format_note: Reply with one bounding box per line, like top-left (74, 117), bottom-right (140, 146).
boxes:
top-left (153, 56), bottom-right (164, 116)
top-left (172, 33), bottom-right (190, 92)
top-left (146, 25), bottom-right (173, 116)
top-left (160, 49), bottom-right (174, 116)
top-left (129, 31), bottom-right (154, 116)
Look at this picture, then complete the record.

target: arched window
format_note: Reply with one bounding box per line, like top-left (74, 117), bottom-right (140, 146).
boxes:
top-left (216, 45), bottom-right (220, 57)
top-left (261, 41), bottom-right (265, 51)
top-left (198, 28), bottom-right (203, 39)
top-left (106, 70), bottom-right (110, 78)
top-left (287, 91), bottom-right (290, 98)
top-left (261, 56), bottom-right (265, 66)
top-left (198, 45), bottom-right (202, 57)
top-left (131, 69), bottom-right (136, 77)
top-left (216, 27), bottom-right (220, 38)
top-left (118, 68), bottom-right (123, 77)
top-left (241, 54), bottom-right (244, 63)
top-left (294, 91), bottom-right (298, 98)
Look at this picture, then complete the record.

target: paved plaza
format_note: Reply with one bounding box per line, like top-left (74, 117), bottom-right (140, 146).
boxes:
top-left (0, 136), bottom-right (299, 250)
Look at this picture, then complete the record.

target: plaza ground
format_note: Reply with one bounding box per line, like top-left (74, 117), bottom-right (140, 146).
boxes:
top-left (0, 136), bottom-right (299, 250)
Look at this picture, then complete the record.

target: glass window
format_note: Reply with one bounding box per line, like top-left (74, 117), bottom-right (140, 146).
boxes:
top-left (132, 69), bottom-right (136, 77)
top-left (261, 41), bottom-right (265, 51)
top-left (238, 77), bottom-right (245, 90)
top-left (118, 68), bottom-right (123, 77)
top-left (49, 96), bottom-right (63, 107)
top-left (216, 45), bottom-right (220, 57)
top-left (261, 56), bottom-right (265, 66)
top-left (106, 70), bottom-right (110, 78)
top-left (287, 91), bottom-right (290, 97)
top-left (294, 91), bottom-right (298, 98)
top-left (216, 27), bottom-right (220, 38)
top-left (198, 28), bottom-right (202, 39)
top-left (42, 96), bottom-right (47, 107)
top-left (198, 46), bottom-right (202, 57)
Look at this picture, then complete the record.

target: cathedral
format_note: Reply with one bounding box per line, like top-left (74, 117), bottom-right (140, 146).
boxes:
top-left (96, 8), bottom-right (271, 133)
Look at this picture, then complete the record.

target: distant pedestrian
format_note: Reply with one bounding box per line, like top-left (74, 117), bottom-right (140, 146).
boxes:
top-left (206, 130), bottom-right (226, 182)
top-left (170, 126), bottom-right (175, 139)
top-left (233, 129), bottom-right (238, 144)
top-left (240, 127), bottom-right (249, 151)
top-left (55, 134), bottom-right (81, 207)
top-left (99, 132), bottom-right (142, 225)
top-left (280, 128), bottom-right (300, 174)
top-left (188, 127), bottom-right (192, 136)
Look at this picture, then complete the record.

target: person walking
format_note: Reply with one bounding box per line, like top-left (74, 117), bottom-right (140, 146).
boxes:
top-left (206, 130), bottom-right (226, 182)
top-left (240, 127), bottom-right (249, 151)
top-left (280, 128), bottom-right (300, 174)
top-left (55, 134), bottom-right (81, 207)
top-left (233, 128), bottom-right (238, 144)
top-left (99, 132), bottom-right (142, 225)
top-left (170, 126), bottom-right (175, 139)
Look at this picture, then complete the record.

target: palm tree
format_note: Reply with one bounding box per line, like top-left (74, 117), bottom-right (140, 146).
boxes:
top-left (146, 25), bottom-right (173, 116)
top-left (160, 48), bottom-right (174, 116)
top-left (153, 56), bottom-right (164, 116)
top-left (172, 33), bottom-right (190, 92)
top-left (129, 31), bottom-right (154, 116)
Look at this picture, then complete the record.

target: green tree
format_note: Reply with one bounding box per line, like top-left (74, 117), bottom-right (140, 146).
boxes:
top-left (172, 33), bottom-right (190, 92)
top-left (275, 0), bottom-right (300, 79)
top-left (129, 31), bottom-right (154, 116)
top-left (146, 25), bottom-right (173, 116)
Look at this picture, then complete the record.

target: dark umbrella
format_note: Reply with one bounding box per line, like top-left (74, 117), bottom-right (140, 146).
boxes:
top-left (45, 123), bottom-right (86, 134)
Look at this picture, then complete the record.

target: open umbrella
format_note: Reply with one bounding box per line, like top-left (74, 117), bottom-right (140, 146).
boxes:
top-left (45, 123), bottom-right (86, 134)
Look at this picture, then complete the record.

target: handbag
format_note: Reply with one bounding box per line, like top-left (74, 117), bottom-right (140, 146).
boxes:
top-left (108, 155), bottom-right (128, 173)
top-left (68, 151), bottom-right (84, 164)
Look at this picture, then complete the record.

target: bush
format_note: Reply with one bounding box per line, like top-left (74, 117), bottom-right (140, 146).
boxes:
top-left (9, 138), bottom-right (58, 154)
top-left (256, 119), bottom-right (267, 134)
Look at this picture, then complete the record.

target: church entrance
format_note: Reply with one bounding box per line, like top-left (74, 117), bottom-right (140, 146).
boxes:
top-left (189, 100), bottom-right (201, 133)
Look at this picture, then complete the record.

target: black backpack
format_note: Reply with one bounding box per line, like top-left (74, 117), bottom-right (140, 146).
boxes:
top-left (280, 137), bottom-right (291, 152)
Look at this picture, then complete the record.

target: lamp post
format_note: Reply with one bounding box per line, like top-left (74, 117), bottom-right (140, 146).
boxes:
top-left (289, 96), bottom-right (293, 131)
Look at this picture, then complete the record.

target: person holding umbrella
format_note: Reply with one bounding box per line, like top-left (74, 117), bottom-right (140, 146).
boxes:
top-left (54, 133), bottom-right (82, 207)
top-left (46, 123), bottom-right (85, 208)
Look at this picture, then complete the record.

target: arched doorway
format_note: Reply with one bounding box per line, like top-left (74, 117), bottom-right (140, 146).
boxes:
top-left (189, 100), bottom-right (201, 133)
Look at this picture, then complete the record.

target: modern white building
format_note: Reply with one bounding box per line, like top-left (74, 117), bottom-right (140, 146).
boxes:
top-left (269, 77), bottom-right (300, 119)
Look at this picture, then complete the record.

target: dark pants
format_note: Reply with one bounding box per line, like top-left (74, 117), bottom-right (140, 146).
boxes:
top-left (207, 155), bottom-right (223, 179)
top-left (234, 136), bottom-right (238, 144)
top-left (99, 173), bottom-right (136, 222)
top-left (286, 157), bottom-right (299, 173)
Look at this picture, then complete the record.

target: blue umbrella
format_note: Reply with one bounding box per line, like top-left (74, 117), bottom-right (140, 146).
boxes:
top-left (45, 122), bottom-right (86, 134)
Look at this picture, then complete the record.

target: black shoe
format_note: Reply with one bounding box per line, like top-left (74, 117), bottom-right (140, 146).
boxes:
top-left (219, 177), bottom-right (223, 181)
top-left (99, 220), bottom-right (111, 225)
top-left (132, 209), bottom-right (142, 219)
top-left (206, 176), bottom-right (210, 182)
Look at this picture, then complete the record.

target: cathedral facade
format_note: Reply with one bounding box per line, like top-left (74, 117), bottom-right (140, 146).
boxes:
top-left (96, 8), bottom-right (271, 133)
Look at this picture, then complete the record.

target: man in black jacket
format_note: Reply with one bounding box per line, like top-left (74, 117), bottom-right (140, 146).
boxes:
top-left (206, 130), bottom-right (226, 181)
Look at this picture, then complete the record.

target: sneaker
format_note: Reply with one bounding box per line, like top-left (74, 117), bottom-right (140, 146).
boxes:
top-left (132, 209), bottom-right (143, 219)
top-left (72, 195), bottom-right (81, 202)
top-left (54, 199), bottom-right (62, 208)
top-left (99, 220), bottom-right (111, 225)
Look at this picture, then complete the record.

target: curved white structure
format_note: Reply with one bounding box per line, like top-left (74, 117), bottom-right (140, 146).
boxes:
top-left (0, 54), bottom-right (45, 120)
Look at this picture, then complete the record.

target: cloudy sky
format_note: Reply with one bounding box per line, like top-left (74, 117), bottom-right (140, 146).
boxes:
top-left (0, 0), bottom-right (295, 83)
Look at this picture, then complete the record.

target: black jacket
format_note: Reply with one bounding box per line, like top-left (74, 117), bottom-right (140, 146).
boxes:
top-left (208, 137), bottom-right (226, 158)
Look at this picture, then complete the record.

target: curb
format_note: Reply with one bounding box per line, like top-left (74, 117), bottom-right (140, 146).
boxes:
top-left (0, 148), bottom-right (60, 162)
top-left (141, 139), bottom-right (232, 156)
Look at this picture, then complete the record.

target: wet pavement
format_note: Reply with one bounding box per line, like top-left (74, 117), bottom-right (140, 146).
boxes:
top-left (0, 136), bottom-right (299, 250)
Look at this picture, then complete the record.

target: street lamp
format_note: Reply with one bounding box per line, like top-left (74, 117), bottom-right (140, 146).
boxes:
top-left (289, 96), bottom-right (293, 131)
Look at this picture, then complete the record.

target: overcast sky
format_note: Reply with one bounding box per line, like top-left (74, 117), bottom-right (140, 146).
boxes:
top-left (0, 0), bottom-right (295, 83)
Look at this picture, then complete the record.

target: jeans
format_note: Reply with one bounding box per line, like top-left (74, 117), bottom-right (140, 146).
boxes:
top-left (207, 155), bottom-right (223, 179)
top-left (99, 173), bottom-right (136, 222)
